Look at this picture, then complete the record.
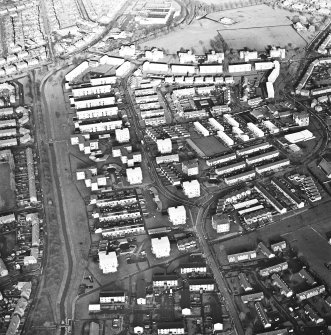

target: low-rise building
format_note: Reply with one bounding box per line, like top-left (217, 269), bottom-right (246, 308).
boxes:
top-left (255, 302), bottom-right (271, 329)
top-left (270, 241), bottom-right (286, 253)
top-left (100, 291), bottom-right (126, 304)
top-left (153, 274), bottom-right (178, 288)
top-left (259, 262), bottom-right (288, 277)
top-left (157, 322), bottom-right (185, 335)
top-left (271, 274), bottom-right (293, 297)
top-left (271, 178), bottom-right (304, 209)
top-left (297, 285), bottom-right (325, 301)
top-left (227, 250), bottom-right (257, 263)
top-left (304, 304), bottom-right (324, 324)
top-left (239, 273), bottom-right (253, 292)
top-left (258, 242), bottom-right (275, 258)
top-left (241, 292), bottom-right (264, 303)
top-left (188, 278), bottom-right (215, 292)
top-left (180, 263), bottom-right (207, 275)
top-left (298, 268), bottom-right (316, 286)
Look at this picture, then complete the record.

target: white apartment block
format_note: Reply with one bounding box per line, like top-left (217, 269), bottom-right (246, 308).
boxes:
top-left (153, 276), bottom-right (178, 287)
top-left (73, 96), bottom-right (115, 110)
top-left (157, 138), bottom-right (172, 154)
top-left (77, 120), bottom-right (122, 133)
top-left (188, 279), bottom-right (215, 292)
top-left (168, 206), bottom-right (186, 225)
top-left (99, 291), bottom-right (126, 304)
top-left (180, 264), bottom-right (207, 274)
top-left (126, 167), bottom-right (143, 184)
top-left (76, 106), bottom-right (118, 120)
top-left (151, 236), bottom-right (170, 258)
top-left (182, 180), bottom-right (200, 198)
top-left (194, 121), bottom-right (209, 137)
top-left (98, 251), bottom-right (118, 273)
top-left (115, 128), bottom-right (130, 143)
top-left (72, 84), bottom-right (112, 97)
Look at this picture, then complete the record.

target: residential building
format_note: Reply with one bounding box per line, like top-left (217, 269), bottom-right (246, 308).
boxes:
top-left (241, 292), bottom-right (264, 303)
top-left (151, 236), bottom-right (170, 258)
top-left (182, 180), bottom-right (200, 198)
top-left (254, 183), bottom-right (287, 214)
top-left (271, 178), bottom-right (304, 208)
top-left (180, 263), bottom-right (207, 275)
top-left (271, 274), bottom-right (293, 297)
top-left (227, 250), bottom-right (256, 263)
top-left (224, 170), bottom-right (256, 185)
top-left (259, 262), bottom-right (288, 277)
top-left (156, 154), bottom-right (179, 164)
top-left (115, 128), bottom-right (130, 143)
top-left (188, 278), bottom-right (215, 292)
top-left (215, 161), bottom-right (246, 176)
top-left (293, 111), bottom-right (309, 126)
top-left (194, 121), bottom-right (209, 137)
top-left (157, 322), bottom-right (185, 335)
top-left (126, 167), bottom-right (143, 184)
top-left (228, 63), bottom-right (252, 73)
top-left (98, 251), bottom-right (118, 273)
top-left (168, 206), bottom-right (186, 225)
top-left (206, 153), bottom-right (237, 167)
top-left (255, 302), bottom-right (271, 329)
top-left (258, 242), bottom-right (275, 258)
top-left (304, 304), bottom-right (324, 324)
top-left (246, 150), bottom-right (280, 165)
top-left (297, 285), bottom-right (325, 301)
top-left (236, 142), bottom-right (272, 156)
top-left (153, 274), bottom-right (178, 288)
top-left (255, 159), bottom-right (290, 174)
top-left (157, 138), bottom-right (172, 154)
top-left (270, 241), bottom-right (286, 253)
top-left (298, 268), bottom-right (316, 286)
top-left (100, 291), bottom-right (126, 304)
top-left (212, 214), bottom-right (230, 233)
top-left (182, 159), bottom-right (199, 176)
top-left (239, 273), bottom-right (253, 291)
top-left (116, 61), bottom-right (133, 77)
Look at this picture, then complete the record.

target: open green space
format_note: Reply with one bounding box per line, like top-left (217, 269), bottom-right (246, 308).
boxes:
top-left (0, 163), bottom-right (16, 212)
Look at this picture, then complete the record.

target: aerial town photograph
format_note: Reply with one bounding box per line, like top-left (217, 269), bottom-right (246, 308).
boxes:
top-left (1, 0), bottom-right (331, 334)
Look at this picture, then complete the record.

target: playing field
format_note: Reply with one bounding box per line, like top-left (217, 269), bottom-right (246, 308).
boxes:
top-left (142, 4), bottom-right (307, 53)
top-left (210, 4), bottom-right (307, 49)
top-left (0, 163), bottom-right (16, 212)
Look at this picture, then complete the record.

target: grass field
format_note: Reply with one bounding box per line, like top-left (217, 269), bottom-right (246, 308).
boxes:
top-left (219, 26), bottom-right (306, 50)
top-left (285, 227), bottom-right (331, 287)
top-left (143, 4), bottom-right (307, 53)
top-left (0, 232), bottom-right (16, 258)
top-left (0, 163), bottom-right (16, 212)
